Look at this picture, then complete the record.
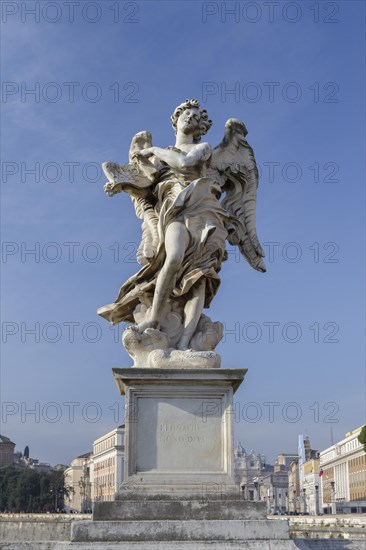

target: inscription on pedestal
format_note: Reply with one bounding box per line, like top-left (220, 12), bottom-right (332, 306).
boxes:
top-left (136, 397), bottom-right (223, 472)
top-left (160, 422), bottom-right (203, 445)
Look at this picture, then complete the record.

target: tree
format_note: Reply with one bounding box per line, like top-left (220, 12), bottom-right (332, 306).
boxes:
top-left (0, 466), bottom-right (71, 512)
top-left (358, 425), bottom-right (366, 453)
top-left (23, 445), bottom-right (29, 459)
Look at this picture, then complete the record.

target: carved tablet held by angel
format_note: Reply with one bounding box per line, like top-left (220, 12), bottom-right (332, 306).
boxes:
top-left (98, 99), bottom-right (266, 368)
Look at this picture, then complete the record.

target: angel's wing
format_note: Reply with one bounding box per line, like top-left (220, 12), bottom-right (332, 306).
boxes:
top-left (209, 118), bottom-right (266, 273)
top-left (102, 131), bottom-right (160, 266)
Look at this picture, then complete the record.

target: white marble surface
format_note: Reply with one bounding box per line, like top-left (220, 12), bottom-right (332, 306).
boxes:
top-left (136, 396), bottom-right (223, 472)
top-left (113, 368), bottom-right (246, 497)
top-left (98, 99), bottom-right (265, 362)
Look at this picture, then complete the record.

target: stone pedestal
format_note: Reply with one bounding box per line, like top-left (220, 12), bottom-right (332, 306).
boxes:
top-left (83, 366), bottom-right (297, 548)
top-left (112, 367), bottom-right (246, 498)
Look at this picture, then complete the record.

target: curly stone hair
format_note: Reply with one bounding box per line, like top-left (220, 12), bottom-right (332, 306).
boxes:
top-left (170, 99), bottom-right (213, 143)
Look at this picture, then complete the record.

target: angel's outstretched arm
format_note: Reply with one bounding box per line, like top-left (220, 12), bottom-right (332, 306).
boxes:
top-left (135, 143), bottom-right (211, 170)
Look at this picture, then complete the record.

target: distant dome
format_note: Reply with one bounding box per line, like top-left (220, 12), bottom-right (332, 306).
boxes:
top-left (235, 441), bottom-right (246, 456)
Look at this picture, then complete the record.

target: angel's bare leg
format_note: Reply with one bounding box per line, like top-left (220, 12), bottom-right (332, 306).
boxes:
top-left (177, 279), bottom-right (206, 351)
top-left (137, 221), bottom-right (189, 332)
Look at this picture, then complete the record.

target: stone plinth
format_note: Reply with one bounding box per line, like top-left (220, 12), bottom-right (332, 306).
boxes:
top-left (93, 499), bottom-right (265, 521)
top-left (111, 367), bottom-right (246, 499)
top-left (71, 519), bottom-right (290, 543)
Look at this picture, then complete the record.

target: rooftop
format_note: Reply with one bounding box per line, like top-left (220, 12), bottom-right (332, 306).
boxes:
top-left (0, 435), bottom-right (15, 445)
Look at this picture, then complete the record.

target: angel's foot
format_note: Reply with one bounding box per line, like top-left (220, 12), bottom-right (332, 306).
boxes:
top-left (136, 320), bottom-right (159, 333)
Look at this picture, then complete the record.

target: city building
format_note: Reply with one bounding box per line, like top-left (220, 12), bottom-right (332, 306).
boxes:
top-left (261, 467), bottom-right (287, 514)
top-left (302, 457), bottom-right (321, 515)
top-left (260, 454), bottom-right (296, 513)
top-left (92, 425), bottom-right (125, 502)
top-left (288, 458), bottom-right (300, 513)
top-left (64, 425), bottom-right (125, 509)
top-left (29, 461), bottom-right (53, 473)
top-left (64, 452), bottom-right (92, 513)
top-left (276, 453), bottom-right (298, 468)
top-left (234, 444), bottom-right (297, 512)
top-left (298, 435), bottom-right (320, 514)
top-left (299, 435), bottom-right (319, 462)
top-left (320, 425), bottom-right (366, 514)
top-left (234, 442), bottom-right (270, 500)
top-left (0, 435), bottom-right (15, 466)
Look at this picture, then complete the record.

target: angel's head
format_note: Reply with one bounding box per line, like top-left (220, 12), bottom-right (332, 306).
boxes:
top-left (171, 99), bottom-right (213, 143)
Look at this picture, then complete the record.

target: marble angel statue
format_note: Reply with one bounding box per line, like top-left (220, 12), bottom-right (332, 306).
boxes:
top-left (98, 99), bottom-right (265, 368)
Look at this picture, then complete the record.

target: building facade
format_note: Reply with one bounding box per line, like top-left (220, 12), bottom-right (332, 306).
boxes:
top-left (302, 458), bottom-right (321, 515)
top-left (276, 453), bottom-right (298, 469)
top-left (261, 464), bottom-right (288, 514)
top-left (92, 425), bottom-right (125, 502)
top-left (234, 442), bottom-right (269, 501)
top-left (260, 454), bottom-right (296, 513)
top-left (0, 435), bottom-right (15, 466)
top-left (234, 444), bottom-right (296, 513)
top-left (64, 452), bottom-right (92, 513)
top-left (298, 435), bottom-right (320, 514)
top-left (288, 458), bottom-right (300, 513)
top-left (320, 426), bottom-right (366, 514)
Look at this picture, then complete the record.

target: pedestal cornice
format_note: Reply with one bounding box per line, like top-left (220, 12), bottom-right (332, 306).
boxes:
top-left (112, 367), bottom-right (247, 396)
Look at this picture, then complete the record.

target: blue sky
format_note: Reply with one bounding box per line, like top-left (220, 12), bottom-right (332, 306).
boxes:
top-left (1, 0), bottom-right (365, 466)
